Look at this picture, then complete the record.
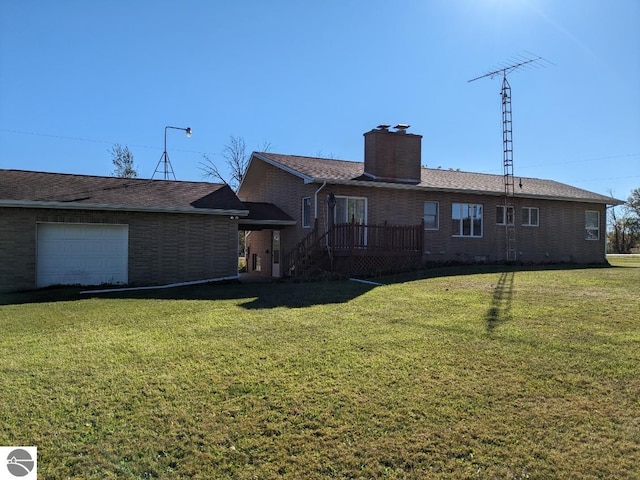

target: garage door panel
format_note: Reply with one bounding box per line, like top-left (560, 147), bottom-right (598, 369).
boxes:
top-left (37, 224), bottom-right (128, 288)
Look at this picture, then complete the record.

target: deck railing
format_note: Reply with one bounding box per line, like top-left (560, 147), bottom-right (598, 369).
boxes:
top-left (284, 219), bottom-right (424, 276)
top-left (331, 220), bottom-right (424, 252)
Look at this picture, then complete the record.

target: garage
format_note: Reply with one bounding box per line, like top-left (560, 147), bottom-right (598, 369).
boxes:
top-left (37, 223), bottom-right (128, 288)
top-left (1, 170), bottom-right (250, 293)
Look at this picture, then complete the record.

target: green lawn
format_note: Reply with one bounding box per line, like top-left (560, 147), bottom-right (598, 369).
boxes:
top-left (1, 258), bottom-right (639, 479)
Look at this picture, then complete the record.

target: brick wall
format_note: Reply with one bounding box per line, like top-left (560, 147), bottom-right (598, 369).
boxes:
top-left (0, 207), bottom-right (239, 293)
top-left (239, 160), bottom-right (321, 275)
top-left (0, 208), bottom-right (37, 292)
top-left (239, 159), bottom-right (608, 275)
top-left (364, 128), bottom-right (422, 183)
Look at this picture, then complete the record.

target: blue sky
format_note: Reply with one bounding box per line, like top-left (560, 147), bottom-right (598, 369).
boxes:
top-left (1, 0), bottom-right (638, 200)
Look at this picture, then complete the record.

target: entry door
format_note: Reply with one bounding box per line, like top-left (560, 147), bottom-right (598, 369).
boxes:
top-left (271, 231), bottom-right (281, 277)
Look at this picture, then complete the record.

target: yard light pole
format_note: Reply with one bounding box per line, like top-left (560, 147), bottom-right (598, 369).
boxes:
top-left (152, 126), bottom-right (192, 180)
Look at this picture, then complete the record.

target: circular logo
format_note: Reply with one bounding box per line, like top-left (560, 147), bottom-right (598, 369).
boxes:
top-left (6, 449), bottom-right (35, 477)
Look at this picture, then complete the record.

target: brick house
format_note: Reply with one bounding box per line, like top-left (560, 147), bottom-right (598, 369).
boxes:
top-left (0, 170), bottom-right (249, 293)
top-left (237, 125), bottom-right (621, 278)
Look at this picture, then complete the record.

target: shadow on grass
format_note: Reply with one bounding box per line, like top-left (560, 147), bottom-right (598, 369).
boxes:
top-left (485, 270), bottom-right (515, 332)
top-left (0, 280), bottom-right (377, 310)
top-left (0, 262), bottom-right (616, 309)
top-left (374, 262), bottom-right (613, 285)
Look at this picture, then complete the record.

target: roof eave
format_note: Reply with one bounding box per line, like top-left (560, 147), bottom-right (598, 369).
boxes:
top-left (308, 178), bottom-right (621, 204)
top-left (0, 200), bottom-right (250, 216)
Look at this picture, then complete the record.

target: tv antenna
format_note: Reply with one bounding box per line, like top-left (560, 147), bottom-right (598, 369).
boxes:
top-left (469, 53), bottom-right (550, 262)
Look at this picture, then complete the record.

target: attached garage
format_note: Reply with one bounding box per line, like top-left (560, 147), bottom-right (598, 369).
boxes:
top-left (36, 223), bottom-right (128, 288)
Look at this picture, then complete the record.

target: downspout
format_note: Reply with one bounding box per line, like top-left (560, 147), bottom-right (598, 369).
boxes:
top-left (313, 181), bottom-right (327, 221)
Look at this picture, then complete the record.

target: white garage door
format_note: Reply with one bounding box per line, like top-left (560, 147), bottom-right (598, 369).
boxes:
top-left (37, 223), bottom-right (128, 288)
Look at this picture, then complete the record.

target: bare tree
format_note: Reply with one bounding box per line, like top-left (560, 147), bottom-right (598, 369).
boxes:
top-left (200, 136), bottom-right (271, 190)
top-left (316, 149), bottom-right (340, 160)
top-left (607, 188), bottom-right (640, 253)
top-left (110, 144), bottom-right (138, 178)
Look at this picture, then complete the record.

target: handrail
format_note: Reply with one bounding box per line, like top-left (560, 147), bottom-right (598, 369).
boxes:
top-left (283, 220), bottom-right (424, 276)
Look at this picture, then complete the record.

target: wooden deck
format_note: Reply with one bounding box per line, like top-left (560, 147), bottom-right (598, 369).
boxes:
top-left (284, 220), bottom-right (424, 277)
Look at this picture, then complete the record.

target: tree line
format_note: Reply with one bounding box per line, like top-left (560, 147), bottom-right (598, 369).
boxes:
top-left (608, 188), bottom-right (640, 254)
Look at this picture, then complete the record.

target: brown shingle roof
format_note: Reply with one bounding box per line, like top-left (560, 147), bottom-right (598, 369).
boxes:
top-left (239, 202), bottom-right (296, 230)
top-left (254, 153), bottom-right (620, 204)
top-left (0, 169), bottom-right (248, 213)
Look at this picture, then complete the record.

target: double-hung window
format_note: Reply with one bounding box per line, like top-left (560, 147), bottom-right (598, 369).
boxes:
top-left (585, 211), bottom-right (600, 240)
top-left (496, 205), bottom-right (515, 225)
top-left (452, 203), bottom-right (483, 237)
top-left (424, 201), bottom-right (439, 230)
top-left (522, 207), bottom-right (539, 227)
top-left (302, 197), bottom-right (312, 228)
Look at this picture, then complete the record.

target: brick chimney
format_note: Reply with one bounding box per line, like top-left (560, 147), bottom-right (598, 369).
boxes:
top-left (363, 124), bottom-right (422, 184)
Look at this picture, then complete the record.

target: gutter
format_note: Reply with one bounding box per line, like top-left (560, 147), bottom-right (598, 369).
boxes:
top-left (308, 178), bottom-right (622, 205)
top-left (0, 200), bottom-right (250, 216)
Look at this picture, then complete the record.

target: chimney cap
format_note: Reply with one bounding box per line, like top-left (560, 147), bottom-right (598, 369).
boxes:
top-left (376, 124), bottom-right (390, 131)
top-left (394, 123), bottom-right (410, 131)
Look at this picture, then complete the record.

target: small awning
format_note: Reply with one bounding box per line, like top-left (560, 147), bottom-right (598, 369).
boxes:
top-left (239, 202), bottom-right (297, 230)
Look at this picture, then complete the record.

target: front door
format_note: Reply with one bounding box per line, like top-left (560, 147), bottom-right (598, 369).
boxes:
top-left (271, 230), bottom-right (281, 277)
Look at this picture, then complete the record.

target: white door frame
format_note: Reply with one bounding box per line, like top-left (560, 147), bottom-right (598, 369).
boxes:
top-left (271, 230), bottom-right (281, 277)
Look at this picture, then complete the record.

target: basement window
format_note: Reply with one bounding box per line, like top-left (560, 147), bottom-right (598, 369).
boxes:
top-left (585, 210), bottom-right (600, 240)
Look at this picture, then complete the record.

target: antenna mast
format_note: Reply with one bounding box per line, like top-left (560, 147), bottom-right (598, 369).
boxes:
top-left (469, 54), bottom-right (547, 262)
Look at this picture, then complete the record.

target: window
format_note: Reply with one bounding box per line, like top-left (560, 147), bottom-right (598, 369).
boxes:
top-left (335, 196), bottom-right (367, 224)
top-left (585, 210), bottom-right (600, 240)
top-left (424, 202), bottom-right (439, 230)
top-left (496, 205), bottom-right (515, 225)
top-left (302, 197), bottom-right (311, 228)
top-left (522, 207), bottom-right (539, 226)
top-left (452, 203), bottom-right (483, 237)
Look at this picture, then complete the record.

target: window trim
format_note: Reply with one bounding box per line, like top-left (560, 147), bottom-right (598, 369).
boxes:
top-left (522, 206), bottom-right (539, 227)
top-left (423, 201), bottom-right (439, 230)
top-left (452, 203), bottom-right (483, 238)
top-left (585, 210), bottom-right (600, 241)
top-left (302, 196), bottom-right (312, 229)
top-left (334, 195), bottom-right (368, 224)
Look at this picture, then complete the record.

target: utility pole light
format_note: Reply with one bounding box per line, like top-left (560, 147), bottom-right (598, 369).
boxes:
top-left (152, 126), bottom-right (192, 180)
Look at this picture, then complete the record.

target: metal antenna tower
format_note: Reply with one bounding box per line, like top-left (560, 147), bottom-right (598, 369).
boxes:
top-left (469, 54), bottom-right (548, 262)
